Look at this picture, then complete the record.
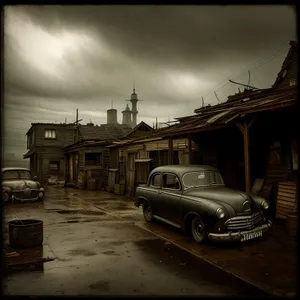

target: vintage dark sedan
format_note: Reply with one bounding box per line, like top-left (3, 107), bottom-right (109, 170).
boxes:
top-left (134, 165), bottom-right (272, 243)
top-left (2, 168), bottom-right (45, 203)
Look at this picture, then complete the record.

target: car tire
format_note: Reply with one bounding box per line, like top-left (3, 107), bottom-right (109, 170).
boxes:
top-left (191, 216), bottom-right (207, 244)
top-left (143, 201), bottom-right (154, 223)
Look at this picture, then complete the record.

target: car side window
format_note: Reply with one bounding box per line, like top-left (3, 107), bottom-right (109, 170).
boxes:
top-left (151, 173), bottom-right (161, 188)
top-left (162, 173), bottom-right (180, 190)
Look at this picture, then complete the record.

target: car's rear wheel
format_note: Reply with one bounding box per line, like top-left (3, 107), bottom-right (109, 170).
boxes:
top-left (191, 216), bottom-right (207, 244)
top-left (143, 201), bottom-right (153, 223)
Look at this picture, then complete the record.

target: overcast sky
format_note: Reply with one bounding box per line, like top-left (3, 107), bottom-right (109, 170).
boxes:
top-left (3, 5), bottom-right (296, 160)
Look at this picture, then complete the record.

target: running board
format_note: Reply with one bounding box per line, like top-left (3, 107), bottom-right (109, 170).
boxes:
top-left (153, 215), bottom-right (181, 229)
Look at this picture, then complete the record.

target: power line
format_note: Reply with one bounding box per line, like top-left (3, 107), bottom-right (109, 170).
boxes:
top-left (200, 41), bottom-right (290, 100)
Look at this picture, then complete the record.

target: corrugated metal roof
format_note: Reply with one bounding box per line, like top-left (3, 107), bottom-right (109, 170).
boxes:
top-left (151, 87), bottom-right (297, 137)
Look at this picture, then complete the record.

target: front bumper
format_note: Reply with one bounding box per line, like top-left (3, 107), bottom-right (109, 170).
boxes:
top-left (12, 194), bottom-right (43, 203)
top-left (208, 221), bottom-right (272, 242)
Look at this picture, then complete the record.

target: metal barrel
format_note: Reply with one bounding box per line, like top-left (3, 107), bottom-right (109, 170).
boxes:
top-left (8, 219), bottom-right (44, 248)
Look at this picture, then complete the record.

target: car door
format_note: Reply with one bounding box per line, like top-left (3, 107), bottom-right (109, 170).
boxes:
top-left (157, 172), bottom-right (182, 226)
top-left (147, 172), bottom-right (162, 215)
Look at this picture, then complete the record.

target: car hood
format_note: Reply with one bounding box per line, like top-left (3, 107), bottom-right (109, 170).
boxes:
top-left (184, 186), bottom-right (253, 214)
top-left (2, 180), bottom-right (39, 190)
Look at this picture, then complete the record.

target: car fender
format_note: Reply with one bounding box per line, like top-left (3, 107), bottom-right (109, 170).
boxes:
top-left (250, 193), bottom-right (268, 210)
top-left (136, 195), bottom-right (148, 207)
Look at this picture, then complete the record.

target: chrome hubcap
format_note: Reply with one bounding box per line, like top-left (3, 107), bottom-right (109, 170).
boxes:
top-left (196, 223), bottom-right (204, 236)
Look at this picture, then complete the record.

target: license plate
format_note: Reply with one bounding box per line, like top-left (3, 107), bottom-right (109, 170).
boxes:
top-left (241, 230), bottom-right (263, 242)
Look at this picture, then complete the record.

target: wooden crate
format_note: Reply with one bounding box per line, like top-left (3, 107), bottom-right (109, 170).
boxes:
top-left (276, 181), bottom-right (298, 219)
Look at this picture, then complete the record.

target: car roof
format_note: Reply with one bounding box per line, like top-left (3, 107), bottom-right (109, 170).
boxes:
top-left (150, 165), bottom-right (219, 177)
top-left (2, 167), bottom-right (31, 172)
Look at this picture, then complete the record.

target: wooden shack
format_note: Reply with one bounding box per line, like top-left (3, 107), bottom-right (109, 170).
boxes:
top-left (108, 137), bottom-right (191, 196)
top-left (64, 140), bottom-right (111, 190)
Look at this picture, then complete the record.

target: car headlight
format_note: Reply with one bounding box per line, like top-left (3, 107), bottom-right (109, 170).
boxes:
top-left (261, 200), bottom-right (269, 210)
top-left (216, 207), bottom-right (225, 219)
top-left (39, 187), bottom-right (44, 192)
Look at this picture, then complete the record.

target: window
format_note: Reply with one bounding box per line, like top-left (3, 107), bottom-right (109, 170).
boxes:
top-left (2, 170), bottom-right (19, 180)
top-left (163, 173), bottom-right (180, 190)
top-left (49, 161), bottom-right (60, 172)
top-left (45, 129), bottom-right (56, 139)
top-left (85, 152), bottom-right (102, 166)
top-left (151, 173), bottom-right (161, 187)
top-left (19, 170), bottom-right (31, 179)
top-left (182, 171), bottom-right (224, 188)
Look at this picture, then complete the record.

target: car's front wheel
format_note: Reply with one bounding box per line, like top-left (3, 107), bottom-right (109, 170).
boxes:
top-left (142, 200), bottom-right (153, 223)
top-left (3, 192), bottom-right (10, 204)
top-left (191, 216), bottom-right (207, 244)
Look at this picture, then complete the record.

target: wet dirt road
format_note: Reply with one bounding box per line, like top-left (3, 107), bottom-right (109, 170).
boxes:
top-left (3, 186), bottom-right (266, 296)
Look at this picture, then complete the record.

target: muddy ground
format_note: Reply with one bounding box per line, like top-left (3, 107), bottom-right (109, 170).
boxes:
top-left (3, 186), bottom-right (268, 296)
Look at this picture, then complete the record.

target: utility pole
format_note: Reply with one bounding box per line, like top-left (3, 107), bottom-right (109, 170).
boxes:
top-left (76, 109), bottom-right (78, 141)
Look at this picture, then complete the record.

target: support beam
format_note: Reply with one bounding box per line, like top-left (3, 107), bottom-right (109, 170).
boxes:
top-left (236, 118), bottom-right (256, 193)
top-left (187, 135), bottom-right (193, 164)
top-left (168, 139), bottom-right (174, 165)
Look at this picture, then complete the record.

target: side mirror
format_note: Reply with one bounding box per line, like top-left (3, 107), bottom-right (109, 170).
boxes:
top-left (33, 176), bottom-right (38, 181)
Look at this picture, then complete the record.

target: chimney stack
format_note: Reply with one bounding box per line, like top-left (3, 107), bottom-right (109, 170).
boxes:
top-left (122, 104), bottom-right (132, 127)
top-left (107, 108), bottom-right (118, 124)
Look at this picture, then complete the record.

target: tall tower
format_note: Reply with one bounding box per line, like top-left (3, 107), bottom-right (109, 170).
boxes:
top-left (122, 104), bottom-right (132, 126)
top-left (127, 87), bottom-right (140, 127)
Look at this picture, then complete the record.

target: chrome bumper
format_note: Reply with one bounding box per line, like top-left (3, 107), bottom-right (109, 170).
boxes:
top-left (208, 221), bottom-right (272, 242)
top-left (12, 195), bottom-right (41, 203)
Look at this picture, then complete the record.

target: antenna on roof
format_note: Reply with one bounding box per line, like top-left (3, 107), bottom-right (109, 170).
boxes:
top-left (248, 70), bottom-right (251, 87)
top-left (201, 97), bottom-right (205, 108)
top-left (133, 79), bottom-right (135, 93)
top-left (229, 79), bottom-right (258, 90)
top-left (214, 91), bottom-right (221, 103)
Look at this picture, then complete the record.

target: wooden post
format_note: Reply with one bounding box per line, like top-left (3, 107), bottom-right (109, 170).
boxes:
top-left (69, 152), bottom-right (73, 181)
top-left (236, 118), bottom-right (255, 193)
top-left (168, 138), bottom-right (173, 165)
top-left (187, 135), bottom-right (193, 164)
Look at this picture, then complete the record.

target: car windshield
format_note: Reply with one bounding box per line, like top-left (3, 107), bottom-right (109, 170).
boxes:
top-left (2, 170), bottom-right (20, 180)
top-left (19, 170), bottom-right (31, 179)
top-left (182, 171), bottom-right (224, 188)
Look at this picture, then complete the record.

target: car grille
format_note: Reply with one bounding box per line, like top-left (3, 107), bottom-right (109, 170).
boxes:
top-left (225, 212), bottom-right (262, 231)
top-left (13, 190), bottom-right (39, 200)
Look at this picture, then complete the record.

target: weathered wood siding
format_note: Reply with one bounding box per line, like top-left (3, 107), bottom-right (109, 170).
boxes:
top-left (110, 148), bottom-right (119, 169)
top-left (275, 50), bottom-right (297, 91)
top-left (73, 146), bottom-right (111, 189)
top-left (115, 138), bottom-right (190, 195)
top-left (145, 138), bottom-right (189, 151)
top-left (34, 124), bottom-right (75, 148)
top-left (34, 148), bottom-right (65, 183)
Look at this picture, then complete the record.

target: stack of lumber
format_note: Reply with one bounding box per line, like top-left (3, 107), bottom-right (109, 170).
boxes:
top-left (276, 181), bottom-right (298, 219)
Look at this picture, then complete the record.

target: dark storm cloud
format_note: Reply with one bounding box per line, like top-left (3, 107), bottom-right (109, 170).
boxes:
top-left (17, 5), bottom-right (296, 68)
top-left (3, 5), bottom-right (296, 161)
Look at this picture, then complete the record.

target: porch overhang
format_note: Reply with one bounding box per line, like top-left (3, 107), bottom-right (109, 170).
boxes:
top-left (23, 149), bottom-right (34, 159)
